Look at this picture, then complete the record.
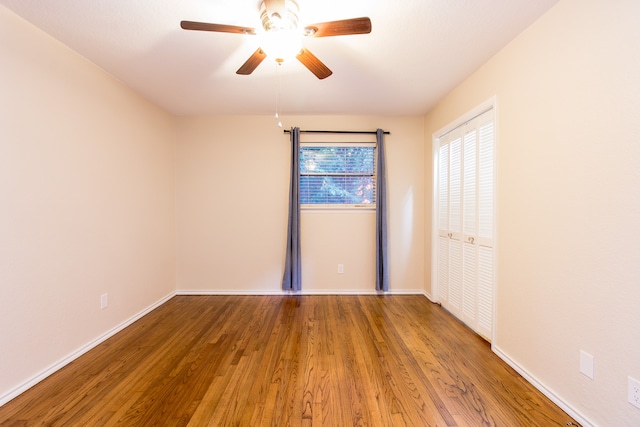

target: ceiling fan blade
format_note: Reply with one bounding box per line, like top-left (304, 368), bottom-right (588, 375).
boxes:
top-left (236, 48), bottom-right (268, 75)
top-left (180, 21), bottom-right (256, 35)
top-left (304, 17), bottom-right (371, 37)
top-left (296, 48), bottom-right (333, 79)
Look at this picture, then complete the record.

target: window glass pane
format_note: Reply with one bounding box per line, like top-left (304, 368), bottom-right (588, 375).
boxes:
top-left (300, 145), bottom-right (375, 206)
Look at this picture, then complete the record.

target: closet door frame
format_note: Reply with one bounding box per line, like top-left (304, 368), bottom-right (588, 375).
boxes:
top-left (431, 97), bottom-right (497, 342)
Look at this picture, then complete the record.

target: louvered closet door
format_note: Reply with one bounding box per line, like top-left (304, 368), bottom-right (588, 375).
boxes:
top-left (436, 108), bottom-right (494, 341)
top-left (462, 127), bottom-right (477, 328)
top-left (438, 129), bottom-right (463, 318)
top-left (476, 114), bottom-right (494, 339)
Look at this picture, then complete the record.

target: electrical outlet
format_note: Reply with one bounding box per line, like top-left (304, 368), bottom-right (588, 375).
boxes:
top-left (579, 350), bottom-right (594, 379)
top-left (629, 376), bottom-right (640, 409)
top-left (100, 293), bottom-right (108, 310)
top-left (337, 264), bottom-right (344, 274)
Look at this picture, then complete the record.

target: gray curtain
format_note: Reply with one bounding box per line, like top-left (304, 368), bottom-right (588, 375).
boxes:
top-left (282, 127), bottom-right (302, 291)
top-left (376, 129), bottom-right (389, 291)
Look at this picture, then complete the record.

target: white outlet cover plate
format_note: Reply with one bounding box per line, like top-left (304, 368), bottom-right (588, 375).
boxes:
top-left (579, 350), bottom-right (594, 379)
top-left (629, 376), bottom-right (640, 409)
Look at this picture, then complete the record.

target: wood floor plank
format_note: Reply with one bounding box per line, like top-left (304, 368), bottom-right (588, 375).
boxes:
top-left (355, 296), bottom-right (456, 426)
top-left (0, 295), bottom-right (579, 426)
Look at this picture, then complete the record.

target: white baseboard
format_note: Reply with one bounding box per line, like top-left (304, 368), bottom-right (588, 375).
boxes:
top-left (176, 289), bottom-right (428, 296)
top-left (0, 291), bottom-right (176, 407)
top-left (422, 290), bottom-right (437, 302)
top-left (176, 289), bottom-right (287, 296)
top-left (492, 345), bottom-right (596, 427)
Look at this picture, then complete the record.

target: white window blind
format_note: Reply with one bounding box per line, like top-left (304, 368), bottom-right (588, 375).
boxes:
top-left (300, 144), bottom-right (376, 207)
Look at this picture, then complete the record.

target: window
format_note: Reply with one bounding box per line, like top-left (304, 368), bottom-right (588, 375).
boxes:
top-left (300, 143), bottom-right (376, 208)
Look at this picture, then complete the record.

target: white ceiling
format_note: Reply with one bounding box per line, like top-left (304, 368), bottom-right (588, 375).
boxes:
top-left (1, 0), bottom-right (559, 116)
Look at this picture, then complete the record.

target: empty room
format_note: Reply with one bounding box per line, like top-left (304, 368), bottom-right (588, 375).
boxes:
top-left (1, 0), bottom-right (638, 425)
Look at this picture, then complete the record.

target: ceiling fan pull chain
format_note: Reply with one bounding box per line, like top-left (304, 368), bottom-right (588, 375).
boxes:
top-left (275, 62), bottom-right (283, 128)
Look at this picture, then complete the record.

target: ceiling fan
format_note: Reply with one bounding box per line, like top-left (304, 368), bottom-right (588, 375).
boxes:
top-left (180, 0), bottom-right (372, 79)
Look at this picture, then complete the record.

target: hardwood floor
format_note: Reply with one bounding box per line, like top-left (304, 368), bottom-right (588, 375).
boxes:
top-left (0, 295), bottom-right (578, 426)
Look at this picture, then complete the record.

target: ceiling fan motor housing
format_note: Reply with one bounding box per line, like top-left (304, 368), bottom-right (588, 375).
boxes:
top-left (260, 0), bottom-right (299, 32)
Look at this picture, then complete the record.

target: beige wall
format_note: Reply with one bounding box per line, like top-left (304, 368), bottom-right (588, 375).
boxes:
top-left (175, 115), bottom-right (425, 293)
top-left (424, 0), bottom-right (640, 425)
top-left (0, 6), bottom-right (176, 401)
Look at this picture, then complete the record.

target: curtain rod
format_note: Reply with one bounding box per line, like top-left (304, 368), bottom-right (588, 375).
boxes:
top-left (283, 129), bottom-right (390, 135)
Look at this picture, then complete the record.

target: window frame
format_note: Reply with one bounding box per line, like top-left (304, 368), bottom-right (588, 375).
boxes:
top-left (299, 142), bottom-right (377, 210)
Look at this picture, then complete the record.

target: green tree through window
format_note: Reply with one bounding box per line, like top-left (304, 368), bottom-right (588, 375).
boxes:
top-left (300, 145), bottom-right (376, 206)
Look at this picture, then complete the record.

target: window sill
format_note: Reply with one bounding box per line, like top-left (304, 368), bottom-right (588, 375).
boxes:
top-left (301, 205), bottom-right (376, 212)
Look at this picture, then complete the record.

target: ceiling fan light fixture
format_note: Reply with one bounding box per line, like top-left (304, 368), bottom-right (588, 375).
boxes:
top-left (261, 29), bottom-right (303, 63)
top-left (180, 0), bottom-right (370, 78)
